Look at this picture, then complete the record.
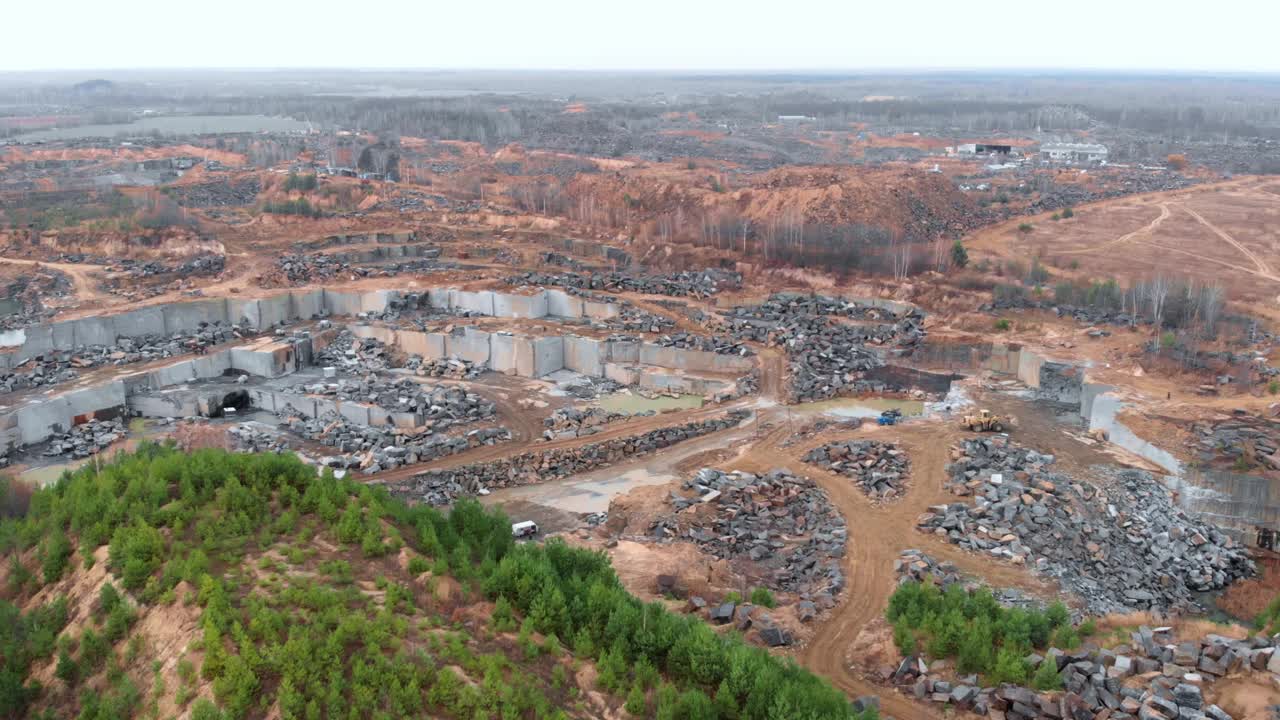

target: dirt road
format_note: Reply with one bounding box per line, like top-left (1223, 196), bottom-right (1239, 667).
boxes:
top-left (0, 255), bottom-right (114, 304)
top-left (716, 414), bottom-right (1054, 719)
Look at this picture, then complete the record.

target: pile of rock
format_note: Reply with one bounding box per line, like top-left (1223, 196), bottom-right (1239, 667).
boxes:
top-left (68, 322), bottom-right (239, 370)
top-left (695, 596), bottom-right (796, 647)
top-left (273, 253), bottom-right (352, 284)
top-left (917, 437), bottom-right (1254, 613)
top-left (713, 293), bottom-right (926, 401)
top-left (289, 375), bottom-right (495, 429)
top-left (228, 424), bottom-right (288, 453)
top-left (165, 178), bottom-right (261, 207)
top-left (0, 321), bottom-right (245, 387)
top-left (316, 332), bottom-right (393, 372)
top-left (407, 356), bottom-right (482, 379)
top-left (612, 307), bottom-right (676, 334)
top-left (505, 269), bottom-right (741, 298)
top-left (653, 468), bottom-right (846, 599)
top-left (283, 408), bottom-right (510, 474)
top-left (803, 440), bottom-right (910, 500)
top-left (388, 410), bottom-right (749, 504)
top-left (1190, 416), bottom-right (1280, 470)
top-left (42, 418), bottom-right (125, 458)
top-left (542, 407), bottom-right (627, 440)
top-left (0, 359), bottom-right (78, 393)
top-left (895, 549), bottom-right (1053, 612)
top-left (654, 332), bottom-right (755, 357)
top-left (122, 254), bottom-right (226, 278)
top-left (890, 624), bottom-right (1265, 720)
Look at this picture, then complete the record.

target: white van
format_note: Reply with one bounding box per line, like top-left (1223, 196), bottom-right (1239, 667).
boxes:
top-left (511, 521), bottom-right (539, 539)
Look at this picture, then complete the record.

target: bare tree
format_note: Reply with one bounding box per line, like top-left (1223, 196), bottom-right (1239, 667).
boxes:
top-left (890, 236), bottom-right (913, 282)
top-left (1145, 274), bottom-right (1171, 340)
top-left (1200, 282), bottom-right (1224, 338)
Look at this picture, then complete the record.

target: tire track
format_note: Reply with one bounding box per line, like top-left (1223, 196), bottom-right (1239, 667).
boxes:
top-left (1178, 203), bottom-right (1276, 277)
top-left (1051, 202), bottom-right (1171, 257)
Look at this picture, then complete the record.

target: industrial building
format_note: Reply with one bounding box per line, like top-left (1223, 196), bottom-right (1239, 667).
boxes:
top-left (1040, 142), bottom-right (1109, 163)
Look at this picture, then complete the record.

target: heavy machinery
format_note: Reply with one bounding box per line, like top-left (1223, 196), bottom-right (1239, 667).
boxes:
top-left (877, 408), bottom-right (902, 426)
top-left (960, 408), bottom-right (1009, 433)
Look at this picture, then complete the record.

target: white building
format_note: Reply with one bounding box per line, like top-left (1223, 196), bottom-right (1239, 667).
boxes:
top-left (1040, 142), bottom-right (1108, 163)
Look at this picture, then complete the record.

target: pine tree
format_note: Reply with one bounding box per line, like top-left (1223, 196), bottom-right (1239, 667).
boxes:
top-left (989, 647), bottom-right (1028, 685)
top-left (713, 680), bottom-right (740, 719)
top-left (1032, 657), bottom-right (1063, 690)
top-left (625, 683), bottom-right (647, 716)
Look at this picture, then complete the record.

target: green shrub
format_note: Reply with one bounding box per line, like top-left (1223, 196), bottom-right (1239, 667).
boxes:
top-left (1018, 223), bottom-right (1033, 233)
top-left (994, 319), bottom-right (1011, 331)
top-left (283, 173), bottom-right (318, 192)
top-left (990, 647), bottom-right (1028, 685)
top-left (1062, 207), bottom-right (1074, 219)
top-left (748, 587), bottom-right (775, 608)
top-left (98, 582), bottom-right (122, 617)
top-left (1032, 657), bottom-right (1063, 690)
top-left (41, 533), bottom-right (72, 583)
top-left (625, 683), bottom-right (647, 715)
top-left (886, 581), bottom-right (1088, 680)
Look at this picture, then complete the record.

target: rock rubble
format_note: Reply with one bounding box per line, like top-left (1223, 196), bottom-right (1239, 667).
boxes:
top-left (917, 437), bottom-right (1254, 613)
top-left (803, 440), bottom-right (911, 500)
top-left (542, 407), bottom-right (629, 440)
top-left (505, 269), bottom-right (741, 298)
top-left (282, 408), bottom-right (510, 474)
top-left (711, 292), bottom-right (926, 401)
top-left (651, 468), bottom-right (847, 599)
top-left (289, 375), bottom-right (495, 428)
top-left (388, 410), bottom-right (748, 505)
top-left (890, 623), bottom-right (1273, 720)
top-left (42, 418), bottom-right (126, 458)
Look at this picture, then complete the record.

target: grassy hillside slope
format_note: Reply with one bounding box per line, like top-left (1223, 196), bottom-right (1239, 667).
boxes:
top-left (0, 444), bottom-right (876, 720)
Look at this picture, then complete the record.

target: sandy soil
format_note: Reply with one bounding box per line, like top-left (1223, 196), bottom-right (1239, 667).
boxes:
top-left (964, 176), bottom-right (1280, 315)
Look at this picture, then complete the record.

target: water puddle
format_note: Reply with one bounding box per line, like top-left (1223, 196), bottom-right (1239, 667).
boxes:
top-left (14, 419), bottom-right (170, 487)
top-left (484, 467), bottom-right (676, 514)
top-left (597, 392), bottom-right (704, 415)
top-left (17, 458), bottom-right (93, 487)
top-left (793, 396), bottom-right (924, 419)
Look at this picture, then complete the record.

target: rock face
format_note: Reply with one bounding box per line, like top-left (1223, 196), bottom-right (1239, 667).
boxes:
top-left (1191, 416), bottom-right (1280, 470)
top-left (387, 410), bottom-right (749, 505)
top-left (706, 292), bottom-right (927, 402)
top-left (650, 468), bottom-right (847, 600)
top-left (1, 321), bottom-right (240, 393)
top-left (916, 437), bottom-right (1254, 614)
top-left (505, 269), bottom-right (741, 298)
top-left (803, 439), bottom-right (910, 500)
top-left (891, 624), bottom-right (1266, 720)
top-left (42, 418), bottom-right (126, 458)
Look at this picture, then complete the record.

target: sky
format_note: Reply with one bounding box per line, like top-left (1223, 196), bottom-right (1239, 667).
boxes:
top-left (6, 0), bottom-right (1280, 73)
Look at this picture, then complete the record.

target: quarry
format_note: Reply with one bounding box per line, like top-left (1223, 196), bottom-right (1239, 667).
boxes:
top-left (8, 68), bottom-right (1280, 720)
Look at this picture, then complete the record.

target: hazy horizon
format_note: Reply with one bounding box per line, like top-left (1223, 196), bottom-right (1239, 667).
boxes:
top-left (6, 0), bottom-right (1280, 74)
